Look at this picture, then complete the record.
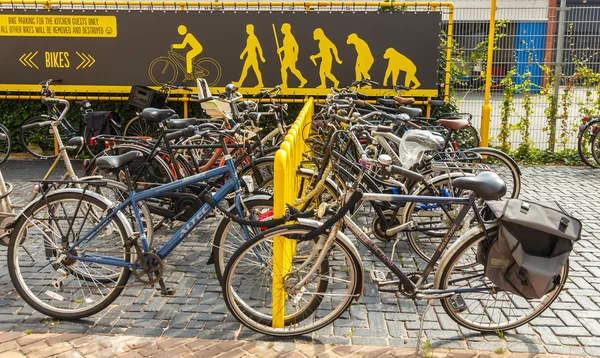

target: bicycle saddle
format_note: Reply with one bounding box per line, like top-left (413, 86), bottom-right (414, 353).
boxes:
top-left (394, 96), bottom-right (416, 105)
top-left (96, 151), bottom-right (143, 173)
top-left (429, 99), bottom-right (445, 107)
top-left (167, 118), bottom-right (198, 129)
top-left (140, 108), bottom-right (177, 124)
top-left (437, 118), bottom-right (470, 130)
top-left (452, 172), bottom-right (507, 201)
top-left (377, 98), bottom-right (396, 107)
top-left (398, 106), bottom-right (422, 117)
top-left (67, 136), bottom-right (84, 148)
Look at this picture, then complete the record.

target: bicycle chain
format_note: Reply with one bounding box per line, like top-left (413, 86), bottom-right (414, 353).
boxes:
top-left (52, 250), bottom-right (165, 289)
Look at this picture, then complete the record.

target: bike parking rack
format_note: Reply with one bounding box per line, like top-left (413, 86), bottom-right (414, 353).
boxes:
top-left (272, 97), bottom-right (313, 328)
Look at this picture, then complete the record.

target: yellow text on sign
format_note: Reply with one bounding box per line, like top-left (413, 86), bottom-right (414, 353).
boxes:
top-left (0, 15), bottom-right (117, 38)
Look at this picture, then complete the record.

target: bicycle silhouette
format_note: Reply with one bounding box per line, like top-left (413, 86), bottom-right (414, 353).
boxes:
top-left (148, 49), bottom-right (222, 86)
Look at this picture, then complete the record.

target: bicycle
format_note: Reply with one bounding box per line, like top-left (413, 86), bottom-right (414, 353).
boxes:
top-left (20, 79), bottom-right (120, 158)
top-left (148, 48), bottom-right (221, 86)
top-left (0, 123), bottom-right (11, 166)
top-left (222, 129), bottom-right (568, 338)
top-left (2, 97), bottom-right (153, 245)
top-left (578, 116), bottom-right (600, 167)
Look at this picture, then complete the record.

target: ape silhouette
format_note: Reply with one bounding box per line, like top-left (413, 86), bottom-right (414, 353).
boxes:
top-left (347, 33), bottom-right (374, 82)
top-left (383, 48), bottom-right (421, 89)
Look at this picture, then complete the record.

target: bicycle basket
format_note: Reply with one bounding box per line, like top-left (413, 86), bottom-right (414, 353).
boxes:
top-left (128, 86), bottom-right (166, 109)
top-left (478, 199), bottom-right (581, 299)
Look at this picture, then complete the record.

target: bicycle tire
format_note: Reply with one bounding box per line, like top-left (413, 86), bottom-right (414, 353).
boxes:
top-left (577, 119), bottom-right (600, 168)
top-left (466, 147), bottom-right (521, 199)
top-left (0, 123), bottom-right (12, 166)
top-left (20, 115), bottom-right (61, 159)
top-left (8, 190), bottom-right (132, 320)
top-left (123, 116), bottom-right (161, 139)
top-left (591, 129), bottom-right (600, 167)
top-left (452, 125), bottom-right (481, 150)
top-left (223, 224), bottom-right (362, 337)
top-left (437, 226), bottom-right (567, 332)
top-left (211, 197), bottom-right (273, 283)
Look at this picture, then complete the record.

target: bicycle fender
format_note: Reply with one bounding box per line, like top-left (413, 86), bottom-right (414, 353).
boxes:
top-left (466, 147), bottom-right (522, 176)
top-left (12, 188), bottom-right (134, 241)
top-left (432, 222), bottom-right (498, 289)
top-left (297, 217), bottom-right (365, 300)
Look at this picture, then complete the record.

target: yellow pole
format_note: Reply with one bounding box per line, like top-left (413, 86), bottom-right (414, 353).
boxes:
top-left (183, 94), bottom-right (188, 118)
top-left (444, 4), bottom-right (454, 104)
top-left (480, 0), bottom-right (497, 148)
top-left (272, 147), bottom-right (289, 329)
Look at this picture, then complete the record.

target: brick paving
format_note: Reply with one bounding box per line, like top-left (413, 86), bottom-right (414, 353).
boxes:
top-left (0, 331), bottom-right (589, 357)
top-left (0, 164), bottom-right (598, 356)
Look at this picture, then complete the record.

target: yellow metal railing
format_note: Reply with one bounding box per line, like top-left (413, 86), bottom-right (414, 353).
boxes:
top-left (272, 97), bottom-right (313, 328)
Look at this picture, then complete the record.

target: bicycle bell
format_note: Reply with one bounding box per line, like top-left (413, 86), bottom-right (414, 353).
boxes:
top-left (378, 154), bottom-right (393, 166)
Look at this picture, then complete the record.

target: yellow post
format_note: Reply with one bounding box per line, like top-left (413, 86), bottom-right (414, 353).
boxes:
top-left (272, 147), bottom-right (289, 329)
top-left (444, 4), bottom-right (455, 105)
top-left (183, 95), bottom-right (189, 118)
top-left (480, 0), bottom-right (497, 148)
top-left (426, 97), bottom-right (431, 118)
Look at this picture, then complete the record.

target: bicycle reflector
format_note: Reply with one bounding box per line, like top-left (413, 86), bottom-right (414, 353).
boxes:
top-left (89, 137), bottom-right (96, 147)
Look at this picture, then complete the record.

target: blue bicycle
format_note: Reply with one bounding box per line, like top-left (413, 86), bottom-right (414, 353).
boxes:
top-left (6, 118), bottom-right (302, 320)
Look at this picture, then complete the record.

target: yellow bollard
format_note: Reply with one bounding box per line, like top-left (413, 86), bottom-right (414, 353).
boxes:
top-left (480, 0), bottom-right (497, 148)
top-left (272, 148), bottom-right (289, 329)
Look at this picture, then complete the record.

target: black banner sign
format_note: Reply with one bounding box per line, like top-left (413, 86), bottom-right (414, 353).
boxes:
top-left (0, 10), bottom-right (441, 96)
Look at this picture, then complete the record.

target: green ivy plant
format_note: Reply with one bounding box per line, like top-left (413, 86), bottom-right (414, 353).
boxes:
top-left (498, 67), bottom-right (517, 153)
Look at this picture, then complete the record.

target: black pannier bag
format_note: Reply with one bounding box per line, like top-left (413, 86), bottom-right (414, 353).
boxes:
top-left (478, 199), bottom-right (582, 299)
top-left (86, 111), bottom-right (119, 138)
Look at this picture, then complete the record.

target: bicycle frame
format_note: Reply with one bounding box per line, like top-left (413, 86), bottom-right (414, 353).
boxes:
top-left (67, 152), bottom-right (248, 269)
top-left (292, 191), bottom-right (491, 298)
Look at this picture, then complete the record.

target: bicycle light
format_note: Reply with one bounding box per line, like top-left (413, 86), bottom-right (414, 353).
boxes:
top-left (317, 202), bottom-right (328, 219)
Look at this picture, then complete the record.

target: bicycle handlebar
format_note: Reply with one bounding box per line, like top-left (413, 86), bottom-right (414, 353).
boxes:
top-left (165, 125), bottom-right (197, 141)
top-left (22, 120), bottom-right (52, 130)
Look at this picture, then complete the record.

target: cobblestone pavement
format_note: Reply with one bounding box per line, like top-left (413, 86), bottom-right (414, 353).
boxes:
top-left (0, 331), bottom-right (589, 358)
top-left (0, 163), bottom-right (599, 356)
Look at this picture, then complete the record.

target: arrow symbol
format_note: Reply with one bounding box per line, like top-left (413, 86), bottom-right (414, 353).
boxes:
top-left (19, 51), bottom-right (39, 69)
top-left (76, 52), bottom-right (96, 70)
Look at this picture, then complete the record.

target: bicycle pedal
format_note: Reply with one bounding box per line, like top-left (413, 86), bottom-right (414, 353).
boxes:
top-left (369, 269), bottom-right (388, 284)
top-left (449, 294), bottom-right (467, 312)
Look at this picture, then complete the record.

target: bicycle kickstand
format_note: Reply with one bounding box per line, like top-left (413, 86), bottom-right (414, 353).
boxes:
top-left (415, 299), bottom-right (433, 357)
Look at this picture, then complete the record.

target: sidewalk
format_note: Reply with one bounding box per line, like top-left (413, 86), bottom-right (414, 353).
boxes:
top-left (0, 331), bottom-right (588, 358)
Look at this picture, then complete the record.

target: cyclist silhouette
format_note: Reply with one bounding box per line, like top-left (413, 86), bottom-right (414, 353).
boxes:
top-left (276, 23), bottom-right (307, 88)
top-left (236, 24), bottom-right (266, 88)
top-left (310, 28), bottom-right (342, 89)
top-left (172, 25), bottom-right (203, 81)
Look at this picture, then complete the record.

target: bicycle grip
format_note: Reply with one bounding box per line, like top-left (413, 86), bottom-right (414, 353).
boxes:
top-left (41, 98), bottom-right (61, 105)
top-left (303, 191), bottom-right (363, 241)
top-left (388, 165), bottom-right (424, 182)
top-left (22, 120), bottom-right (51, 130)
top-left (165, 125), bottom-right (196, 141)
top-left (197, 96), bottom-right (215, 103)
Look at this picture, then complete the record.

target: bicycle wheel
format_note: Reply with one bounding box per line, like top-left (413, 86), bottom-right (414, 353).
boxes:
top-left (223, 224), bottom-right (362, 337)
top-left (0, 123), bottom-right (12, 166)
top-left (452, 125), bottom-right (481, 150)
top-left (466, 147), bottom-right (520, 199)
top-left (194, 57), bottom-right (222, 86)
top-left (123, 116), bottom-right (161, 139)
top-left (212, 197), bottom-right (273, 283)
top-left (437, 226), bottom-right (567, 332)
top-left (577, 119), bottom-right (600, 168)
top-left (590, 129), bottom-right (600, 167)
top-left (403, 172), bottom-right (478, 267)
top-left (148, 57), bottom-right (177, 86)
top-left (8, 190), bottom-right (131, 319)
top-left (20, 116), bottom-right (63, 159)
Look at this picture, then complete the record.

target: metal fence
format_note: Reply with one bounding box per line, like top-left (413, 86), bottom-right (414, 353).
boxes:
top-left (447, 1), bottom-right (600, 151)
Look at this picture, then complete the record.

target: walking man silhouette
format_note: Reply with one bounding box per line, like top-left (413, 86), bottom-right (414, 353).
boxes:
top-left (236, 24), bottom-right (266, 88)
top-left (276, 23), bottom-right (307, 88)
top-left (310, 28), bottom-right (342, 89)
top-left (172, 25), bottom-right (203, 81)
